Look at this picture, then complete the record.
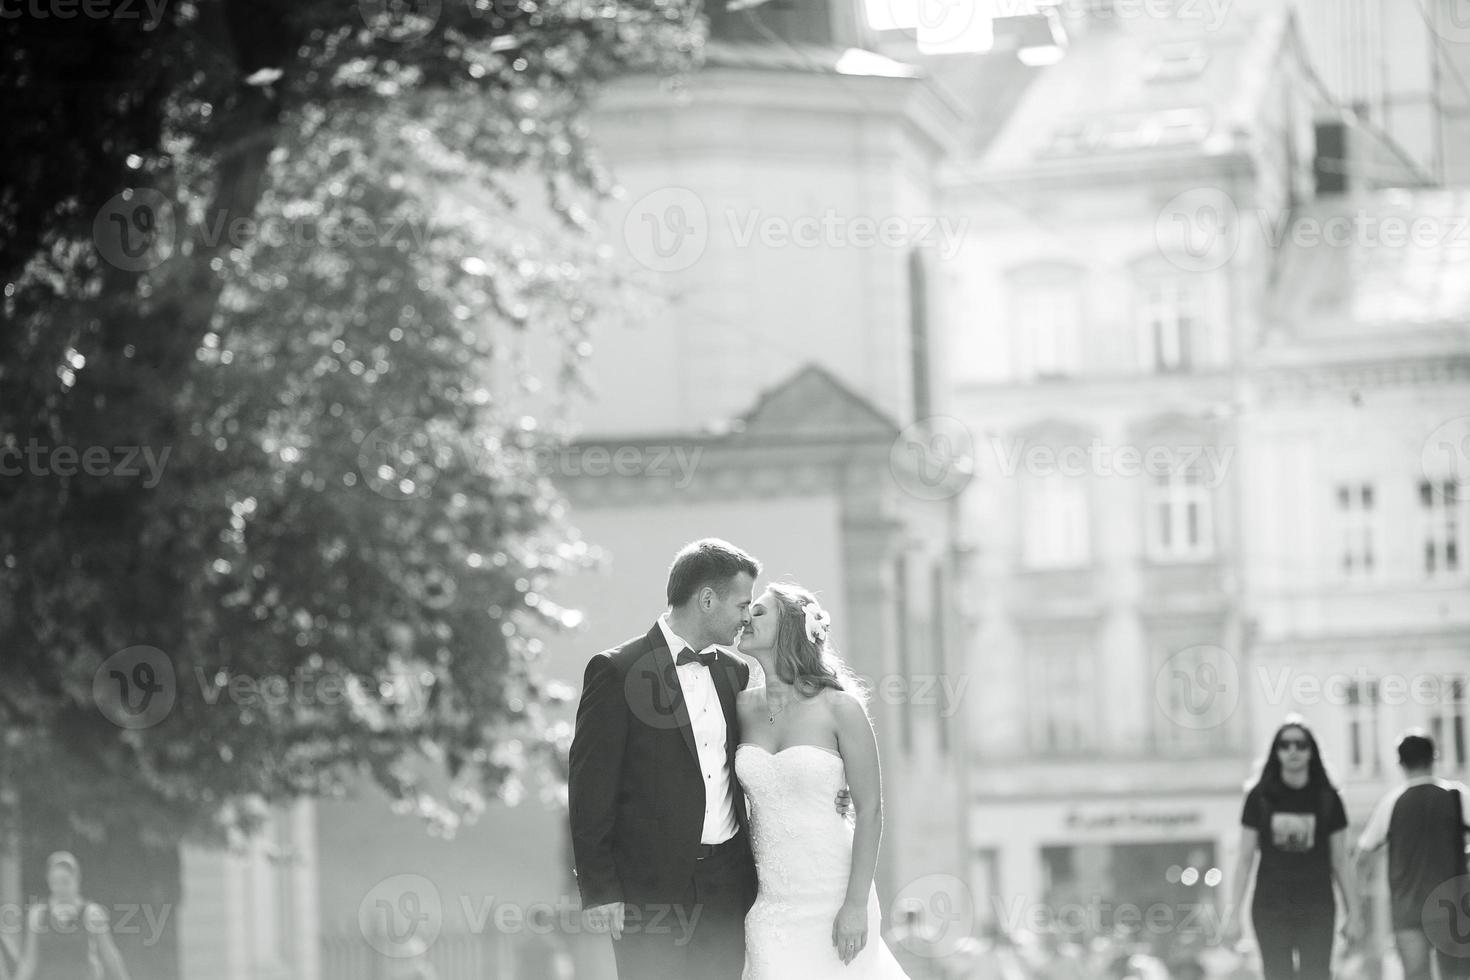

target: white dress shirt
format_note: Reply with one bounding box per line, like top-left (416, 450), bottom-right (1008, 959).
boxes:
top-left (658, 614), bottom-right (740, 845)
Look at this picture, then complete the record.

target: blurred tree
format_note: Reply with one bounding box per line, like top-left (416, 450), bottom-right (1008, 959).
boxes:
top-left (0, 0), bottom-right (703, 857)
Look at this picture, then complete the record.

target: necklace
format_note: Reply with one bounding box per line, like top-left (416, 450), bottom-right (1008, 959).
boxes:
top-left (766, 689), bottom-right (793, 725)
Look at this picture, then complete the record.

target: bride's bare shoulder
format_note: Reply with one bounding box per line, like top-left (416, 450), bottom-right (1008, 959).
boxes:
top-left (818, 686), bottom-right (869, 723)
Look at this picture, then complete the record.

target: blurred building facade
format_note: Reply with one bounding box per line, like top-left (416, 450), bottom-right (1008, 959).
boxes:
top-left (514, 0), bottom-right (976, 961)
top-left (24, 2), bottom-right (1464, 978)
top-left (938, 0), bottom-right (1313, 938)
top-left (926, 0), bottom-right (1470, 956)
top-left (1245, 186), bottom-right (1470, 947)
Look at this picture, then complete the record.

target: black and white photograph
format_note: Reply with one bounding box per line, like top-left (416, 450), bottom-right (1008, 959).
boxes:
top-left (3, 0), bottom-right (1470, 978)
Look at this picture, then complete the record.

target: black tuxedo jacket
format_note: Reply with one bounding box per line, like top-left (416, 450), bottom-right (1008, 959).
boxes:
top-left (568, 622), bottom-right (756, 910)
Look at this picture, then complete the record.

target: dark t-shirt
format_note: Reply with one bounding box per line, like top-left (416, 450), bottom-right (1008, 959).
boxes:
top-left (1386, 784), bottom-right (1468, 928)
top-left (1242, 781), bottom-right (1348, 910)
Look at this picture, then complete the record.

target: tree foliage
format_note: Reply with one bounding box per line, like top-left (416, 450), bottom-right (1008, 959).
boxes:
top-left (0, 0), bottom-right (703, 844)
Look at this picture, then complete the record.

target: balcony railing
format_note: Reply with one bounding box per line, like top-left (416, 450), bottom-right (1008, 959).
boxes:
top-left (322, 929), bottom-right (527, 980)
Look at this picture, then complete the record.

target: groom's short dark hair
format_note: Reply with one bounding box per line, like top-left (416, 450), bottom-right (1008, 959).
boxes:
top-left (666, 538), bottom-right (761, 607)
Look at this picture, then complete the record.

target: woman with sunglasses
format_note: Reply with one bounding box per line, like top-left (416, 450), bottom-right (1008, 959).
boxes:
top-left (1222, 717), bottom-right (1362, 980)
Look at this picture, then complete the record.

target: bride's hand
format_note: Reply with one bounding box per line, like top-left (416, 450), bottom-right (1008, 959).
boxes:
top-left (831, 901), bottom-right (867, 965)
top-left (834, 786), bottom-right (853, 819)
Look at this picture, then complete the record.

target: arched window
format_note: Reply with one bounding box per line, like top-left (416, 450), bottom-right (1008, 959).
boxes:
top-left (1131, 256), bottom-right (1207, 374)
top-left (1131, 413), bottom-right (1222, 562)
top-left (1005, 261), bottom-right (1085, 381)
top-left (1011, 419), bottom-right (1096, 569)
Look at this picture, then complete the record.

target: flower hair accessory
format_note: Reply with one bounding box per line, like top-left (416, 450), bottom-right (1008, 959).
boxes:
top-left (802, 601), bottom-right (831, 644)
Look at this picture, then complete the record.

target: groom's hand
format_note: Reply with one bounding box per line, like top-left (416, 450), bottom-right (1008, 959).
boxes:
top-left (834, 786), bottom-right (853, 818)
top-left (585, 901), bottom-right (625, 939)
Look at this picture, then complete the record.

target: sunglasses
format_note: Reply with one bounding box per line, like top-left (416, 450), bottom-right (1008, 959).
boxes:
top-left (1276, 738), bottom-right (1310, 751)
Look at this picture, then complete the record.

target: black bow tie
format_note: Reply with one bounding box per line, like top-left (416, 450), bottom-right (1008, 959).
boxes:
top-left (675, 647), bottom-right (718, 668)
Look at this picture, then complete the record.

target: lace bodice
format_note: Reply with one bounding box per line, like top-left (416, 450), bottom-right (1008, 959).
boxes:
top-left (737, 744), bottom-right (851, 904)
top-left (736, 744), bottom-right (909, 979)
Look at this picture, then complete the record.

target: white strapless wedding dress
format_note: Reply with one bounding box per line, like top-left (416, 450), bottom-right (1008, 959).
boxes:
top-left (735, 743), bottom-right (910, 980)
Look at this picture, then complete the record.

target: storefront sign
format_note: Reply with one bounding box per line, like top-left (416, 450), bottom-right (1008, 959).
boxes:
top-left (1063, 808), bottom-right (1204, 832)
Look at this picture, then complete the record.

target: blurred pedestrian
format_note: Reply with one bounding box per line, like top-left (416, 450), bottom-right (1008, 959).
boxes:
top-left (1222, 717), bottom-right (1362, 980)
top-left (1032, 932), bottom-right (1085, 980)
top-left (1164, 935), bottom-right (1208, 980)
top-left (1355, 730), bottom-right (1470, 980)
top-left (14, 852), bottom-right (131, 980)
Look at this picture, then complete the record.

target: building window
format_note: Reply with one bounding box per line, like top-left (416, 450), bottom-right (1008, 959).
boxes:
top-left (1346, 679), bottom-right (1382, 777)
top-left (1137, 276), bottom-right (1200, 373)
top-left (1022, 475), bottom-right (1090, 569)
top-left (1429, 677), bottom-right (1469, 773)
top-left (1026, 635), bottom-right (1095, 755)
top-left (1336, 482), bottom-right (1377, 579)
top-left (1420, 480), bottom-right (1465, 578)
top-left (1315, 120), bottom-right (1347, 196)
top-left (1010, 273), bottom-right (1082, 380)
top-left (1145, 466), bottom-right (1214, 561)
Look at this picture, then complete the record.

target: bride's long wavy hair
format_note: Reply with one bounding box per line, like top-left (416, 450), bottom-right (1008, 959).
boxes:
top-left (765, 582), bottom-right (867, 703)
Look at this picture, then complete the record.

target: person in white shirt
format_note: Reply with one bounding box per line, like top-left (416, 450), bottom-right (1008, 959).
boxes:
top-left (1355, 730), bottom-right (1470, 980)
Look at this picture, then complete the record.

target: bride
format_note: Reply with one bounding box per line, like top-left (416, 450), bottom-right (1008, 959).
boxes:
top-left (734, 582), bottom-right (910, 979)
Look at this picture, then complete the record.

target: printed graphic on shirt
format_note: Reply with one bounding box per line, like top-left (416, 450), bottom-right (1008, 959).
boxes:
top-left (1270, 811), bottom-right (1317, 852)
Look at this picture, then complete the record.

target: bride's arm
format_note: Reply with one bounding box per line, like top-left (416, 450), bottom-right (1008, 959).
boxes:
top-left (831, 689), bottom-right (883, 959)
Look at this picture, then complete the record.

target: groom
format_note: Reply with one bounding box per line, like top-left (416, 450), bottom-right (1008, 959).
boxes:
top-left (569, 538), bottom-right (762, 980)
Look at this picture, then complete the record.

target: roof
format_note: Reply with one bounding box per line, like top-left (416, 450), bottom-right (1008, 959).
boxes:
top-left (973, 8), bottom-right (1295, 171)
top-left (905, 49), bottom-right (1043, 158)
top-left (705, 0), bottom-right (861, 48)
top-left (700, 41), bottom-right (920, 78)
top-left (1265, 189), bottom-right (1470, 335)
top-left (735, 363), bottom-right (900, 442)
top-left (569, 363), bottom-right (900, 448)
